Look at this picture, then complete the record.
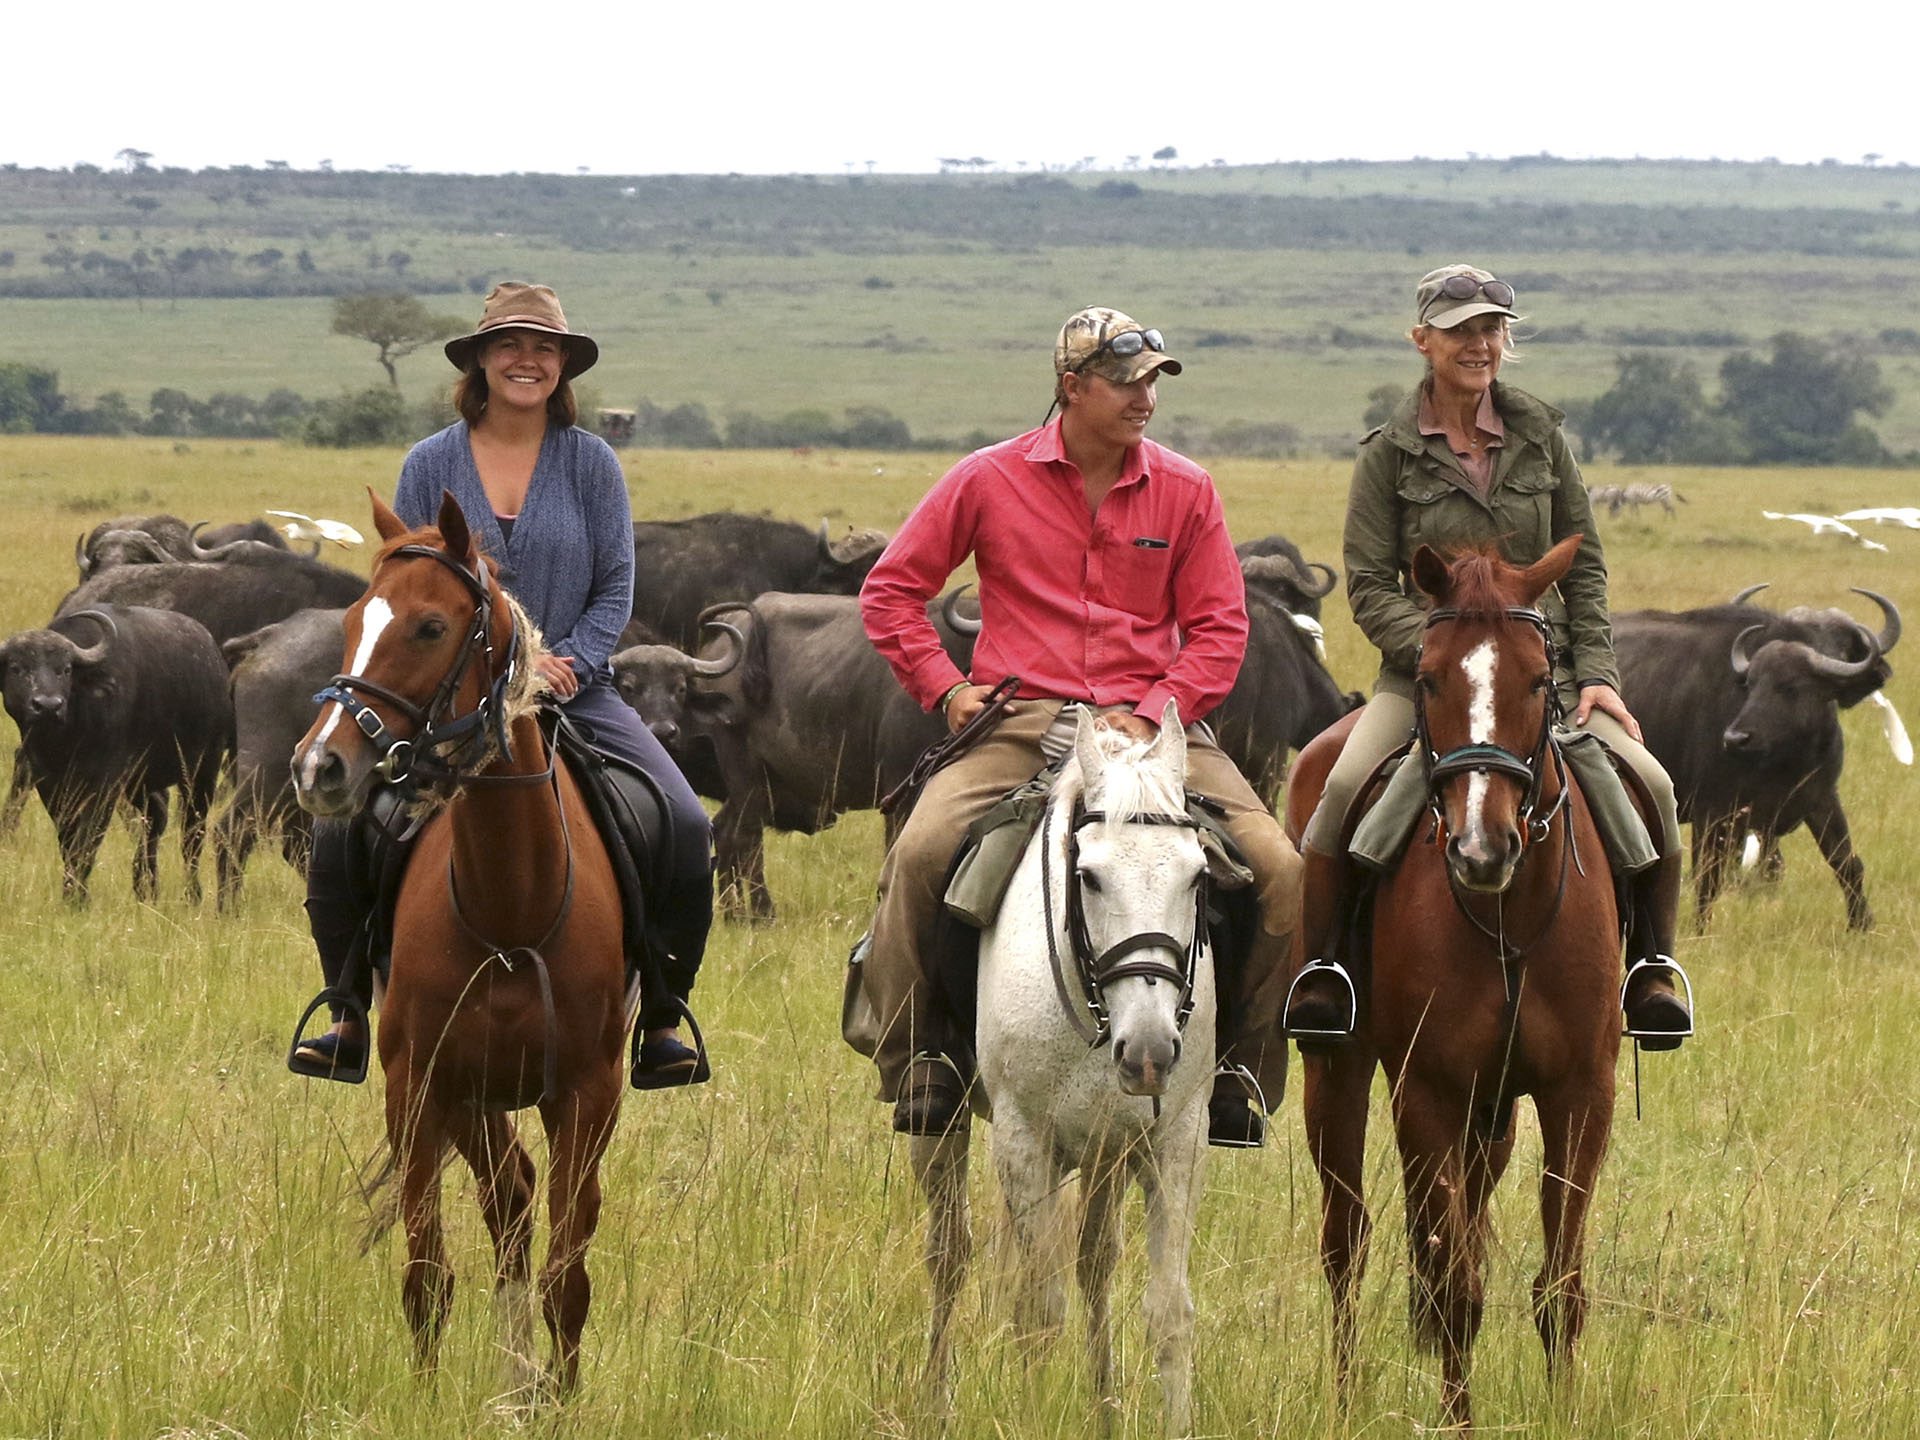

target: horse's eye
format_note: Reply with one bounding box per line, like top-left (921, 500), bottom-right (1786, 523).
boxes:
top-left (1080, 870), bottom-right (1103, 893)
top-left (417, 617), bottom-right (449, 642)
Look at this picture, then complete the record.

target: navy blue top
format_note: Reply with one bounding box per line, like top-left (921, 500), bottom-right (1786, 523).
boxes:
top-left (394, 422), bottom-right (634, 682)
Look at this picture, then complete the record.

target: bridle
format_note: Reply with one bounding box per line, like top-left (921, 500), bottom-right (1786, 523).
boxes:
top-left (1043, 795), bottom-right (1208, 1048)
top-left (312, 542), bottom-right (523, 790)
top-left (1415, 604), bottom-right (1567, 850)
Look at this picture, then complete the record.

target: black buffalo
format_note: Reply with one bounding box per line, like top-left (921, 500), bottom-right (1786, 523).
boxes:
top-left (0, 605), bottom-right (233, 901)
top-left (56, 547), bottom-right (367, 647)
top-left (212, 608), bottom-right (347, 906)
top-left (629, 513), bottom-right (889, 648)
top-left (1208, 587), bottom-right (1363, 806)
top-left (1235, 533), bottom-right (1339, 620)
top-left (1616, 587), bottom-right (1899, 930)
top-left (75, 513), bottom-right (293, 579)
top-left (614, 591), bottom-right (972, 919)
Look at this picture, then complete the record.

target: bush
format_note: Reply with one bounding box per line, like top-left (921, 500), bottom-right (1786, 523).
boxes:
top-left (302, 387), bottom-right (413, 447)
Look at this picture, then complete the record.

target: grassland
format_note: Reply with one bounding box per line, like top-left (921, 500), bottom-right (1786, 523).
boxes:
top-left (9, 159), bottom-right (1920, 455)
top-left (0, 438), bottom-right (1916, 1437)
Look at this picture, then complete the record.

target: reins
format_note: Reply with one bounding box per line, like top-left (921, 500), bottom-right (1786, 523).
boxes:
top-left (1041, 793), bottom-right (1207, 1048)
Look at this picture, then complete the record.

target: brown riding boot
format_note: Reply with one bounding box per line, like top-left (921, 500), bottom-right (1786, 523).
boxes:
top-left (1283, 846), bottom-right (1357, 1045)
top-left (1622, 851), bottom-right (1693, 1051)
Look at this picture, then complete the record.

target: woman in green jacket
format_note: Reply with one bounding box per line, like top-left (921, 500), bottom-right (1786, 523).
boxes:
top-left (1284, 264), bottom-right (1692, 1050)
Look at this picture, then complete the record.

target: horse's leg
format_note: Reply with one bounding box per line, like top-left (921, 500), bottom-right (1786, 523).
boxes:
top-left (1304, 1043), bottom-right (1377, 1401)
top-left (991, 1116), bottom-right (1068, 1352)
top-left (1077, 1152), bottom-right (1125, 1430)
top-left (449, 1108), bottom-right (540, 1397)
top-left (1532, 1081), bottom-right (1614, 1384)
top-left (1136, 1112), bottom-right (1207, 1439)
top-left (1393, 1082), bottom-right (1482, 1430)
top-left (388, 1080), bottom-right (455, 1373)
top-left (538, 1071), bottom-right (622, 1395)
top-left (911, 1128), bottom-right (972, 1419)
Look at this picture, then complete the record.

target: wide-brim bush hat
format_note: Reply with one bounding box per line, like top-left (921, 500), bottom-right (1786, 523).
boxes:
top-left (1414, 264), bottom-right (1519, 331)
top-left (1054, 306), bottom-right (1183, 384)
top-left (444, 282), bottom-right (599, 379)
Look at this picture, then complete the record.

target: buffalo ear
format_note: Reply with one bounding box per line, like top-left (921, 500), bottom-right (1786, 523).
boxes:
top-left (1410, 545), bottom-right (1450, 602)
top-left (436, 490), bottom-right (475, 564)
top-left (370, 488), bottom-right (408, 543)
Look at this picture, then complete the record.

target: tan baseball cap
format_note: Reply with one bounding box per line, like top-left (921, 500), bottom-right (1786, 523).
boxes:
top-left (444, 282), bottom-right (599, 378)
top-left (1415, 265), bottom-right (1518, 330)
top-left (1053, 306), bottom-right (1183, 383)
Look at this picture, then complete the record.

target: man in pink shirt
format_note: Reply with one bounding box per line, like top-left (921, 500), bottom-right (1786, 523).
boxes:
top-left (858, 306), bottom-right (1303, 1148)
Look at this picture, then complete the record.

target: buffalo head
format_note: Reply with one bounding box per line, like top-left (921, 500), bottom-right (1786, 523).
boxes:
top-left (0, 610), bottom-right (117, 730)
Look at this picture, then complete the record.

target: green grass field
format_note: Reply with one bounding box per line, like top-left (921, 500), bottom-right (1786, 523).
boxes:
top-left (0, 439), bottom-right (1916, 1437)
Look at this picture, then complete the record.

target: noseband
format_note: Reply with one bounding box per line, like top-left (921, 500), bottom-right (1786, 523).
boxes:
top-left (1416, 604), bottom-right (1564, 846)
top-left (313, 542), bottom-right (522, 788)
top-left (1043, 797), bottom-right (1207, 1048)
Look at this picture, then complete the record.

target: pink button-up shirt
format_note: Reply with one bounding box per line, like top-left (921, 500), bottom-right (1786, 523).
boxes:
top-left (861, 421), bottom-right (1248, 727)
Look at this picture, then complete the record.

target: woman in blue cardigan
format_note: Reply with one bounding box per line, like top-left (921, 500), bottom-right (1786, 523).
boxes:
top-left (294, 283), bottom-right (713, 1086)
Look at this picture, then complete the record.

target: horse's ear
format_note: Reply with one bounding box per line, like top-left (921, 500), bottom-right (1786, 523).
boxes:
top-left (1073, 706), bottom-right (1105, 784)
top-left (1410, 544), bottom-right (1450, 602)
top-left (436, 490), bottom-right (475, 564)
top-left (1517, 534), bottom-right (1582, 605)
top-left (370, 488), bottom-right (407, 543)
top-left (1147, 700), bottom-right (1187, 775)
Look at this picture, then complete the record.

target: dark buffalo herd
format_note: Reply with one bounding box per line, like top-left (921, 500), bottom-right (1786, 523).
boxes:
top-left (0, 508), bottom-right (1901, 949)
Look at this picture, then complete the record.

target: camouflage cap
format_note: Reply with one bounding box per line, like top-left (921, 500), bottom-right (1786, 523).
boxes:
top-left (444, 281), bottom-right (599, 378)
top-left (1053, 306), bottom-right (1183, 384)
top-left (1414, 264), bottom-right (1519, 331)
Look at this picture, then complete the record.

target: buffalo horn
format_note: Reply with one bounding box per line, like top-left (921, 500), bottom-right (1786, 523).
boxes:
top-left (1303, 561), bottom-right (1338, 597)
top-left (188, 519), bottom-right (250, 562)
top-left (1730, 583), bottom-right (1770, 607)
top-left (62, 608), bottom-right (119, 665)
top-left (941, 584), bottom-right (981, 635)
top-left (691, 620), bottom-right (746, 678)
top-left (74, 534), bottom-right (92, 578)
top-left (1850, 587), bottom-right (1901, 657)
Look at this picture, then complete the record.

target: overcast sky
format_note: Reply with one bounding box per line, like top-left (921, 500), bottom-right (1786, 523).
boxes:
top-left (19, 0), bottom-right (1914, 176)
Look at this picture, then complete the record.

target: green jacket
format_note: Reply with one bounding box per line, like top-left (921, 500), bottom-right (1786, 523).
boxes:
top-left (1344, 380), bottom-right (1617, 700)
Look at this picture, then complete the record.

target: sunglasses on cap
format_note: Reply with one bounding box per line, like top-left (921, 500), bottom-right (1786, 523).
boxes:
top-left (1074, 327), bottom-right (1166, 371)
top-left (1423, 275), bottom-right (1515, 318)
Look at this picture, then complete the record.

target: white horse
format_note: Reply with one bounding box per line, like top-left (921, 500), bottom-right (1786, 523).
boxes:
top-left (913, 703), bottom-right (1216, 1436)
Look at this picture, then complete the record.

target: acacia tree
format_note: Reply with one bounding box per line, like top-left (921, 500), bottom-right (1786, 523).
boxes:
top-left (1718, 331), bottom-right (1892, 464)
top-left (330, 292), bottom-right (462, 390)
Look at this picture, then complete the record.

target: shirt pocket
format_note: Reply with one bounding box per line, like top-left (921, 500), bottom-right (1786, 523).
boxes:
top-left (1496, 458), bottom-right (1559, 551)
top-left (1102, 538), bottom-right (1176, 619)
top-left (1394, 470), bottom-right (1456, 552)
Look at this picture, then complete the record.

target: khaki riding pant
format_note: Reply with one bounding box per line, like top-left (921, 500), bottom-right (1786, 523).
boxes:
top-left (1300, 688), bottom-right (1682, 859)
top-left (863, 699), bottom-right (1301, 1111)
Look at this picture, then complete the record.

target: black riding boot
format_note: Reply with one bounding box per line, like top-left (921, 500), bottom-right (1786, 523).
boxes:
top-left (1622, 850), bottom-right (1693, 1050)
top-left (1283, 846), bottom-right (1358, 1047)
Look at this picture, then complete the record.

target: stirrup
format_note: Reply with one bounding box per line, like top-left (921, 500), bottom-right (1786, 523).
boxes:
top-left (1207, 1063), bottom-right (1269, 1150)
top-left (287, 989), bottom-right (371, 1085)
top-left (631, 996), bottom-right (713, 1090)
top-left (893, 1051), bottom-right (970, 1137)
top-left (1283, 958), bottom-right (1358, 1043)
top-left (1621, 955), bottom-right (1695, 1050)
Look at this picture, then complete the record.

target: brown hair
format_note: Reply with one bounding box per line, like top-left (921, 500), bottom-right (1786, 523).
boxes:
top-left (452, 341), bottom-right (580, 428)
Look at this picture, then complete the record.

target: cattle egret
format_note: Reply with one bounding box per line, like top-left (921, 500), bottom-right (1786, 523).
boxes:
top-left (267, 510), bottom-right (365, 548)
top-left (1868, 690), bottom-right (1914, 765)
top-left (1759, 511), bottom-right (1890, 551)
top-left (1838, 507), bottom-right (1920, 529)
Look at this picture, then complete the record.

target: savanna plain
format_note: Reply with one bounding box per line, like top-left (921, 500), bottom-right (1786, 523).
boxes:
top-left (0, 436), bottom-right (1915, 1438)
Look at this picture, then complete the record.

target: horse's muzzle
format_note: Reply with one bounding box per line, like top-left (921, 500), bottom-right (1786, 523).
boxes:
top-left (291, 738), bottom-right (371, 819)
top-left (1114, 1032), bottom-right (1180, 1097)
top-left (1445, 828), bottom-right (1520, 893)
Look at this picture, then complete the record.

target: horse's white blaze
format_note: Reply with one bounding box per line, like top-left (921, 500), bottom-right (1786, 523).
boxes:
top-left (310, 597), bottom-right (394, 750)
top-left (1461, 638), bottom-right (1498, 823)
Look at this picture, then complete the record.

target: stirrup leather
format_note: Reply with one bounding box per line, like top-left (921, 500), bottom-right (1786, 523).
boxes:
top-left (1283, 958), bottom-right (1358, 1041)
top-left (1620, 954), bottom-right (1695, 1042)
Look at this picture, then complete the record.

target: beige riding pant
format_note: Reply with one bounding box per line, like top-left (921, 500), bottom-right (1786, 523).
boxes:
top-left (863, 699), bottom-right (1301, 1111)
top-left (1299, 688), bottom-right (1681, 858)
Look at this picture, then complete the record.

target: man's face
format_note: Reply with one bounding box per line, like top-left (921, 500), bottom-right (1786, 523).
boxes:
top-left (1065, 370), bottom-right (1157, 448)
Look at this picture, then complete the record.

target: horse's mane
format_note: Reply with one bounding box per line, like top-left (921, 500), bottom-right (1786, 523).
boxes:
top-left (1432, 545), bottom-right (1521, 620)
top-left (1074, 725), bottom-right (1185, 821)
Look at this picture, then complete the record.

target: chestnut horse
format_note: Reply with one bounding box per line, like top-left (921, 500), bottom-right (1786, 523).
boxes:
top-left (1286, 537), bottom-right (1622, 1429)
top-left (292, 492), bottom-right (630, 1396)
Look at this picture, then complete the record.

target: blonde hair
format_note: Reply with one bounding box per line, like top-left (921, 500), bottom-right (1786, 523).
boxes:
top-left (1409, 315), bottom-right (1524, 367)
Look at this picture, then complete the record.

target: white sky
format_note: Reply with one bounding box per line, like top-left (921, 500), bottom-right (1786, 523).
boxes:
top-left (20, 0), bottom-right (1916, 176)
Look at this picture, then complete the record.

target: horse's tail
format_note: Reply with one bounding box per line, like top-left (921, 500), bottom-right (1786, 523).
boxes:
top-left (356, 1140), bottom-right (402, 1256)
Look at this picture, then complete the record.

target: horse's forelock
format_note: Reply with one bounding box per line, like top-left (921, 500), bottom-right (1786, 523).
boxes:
top-left (1434, 545), bottom-right (1525, 621)
top-left (1082, 729), bottom-right (1184, 822)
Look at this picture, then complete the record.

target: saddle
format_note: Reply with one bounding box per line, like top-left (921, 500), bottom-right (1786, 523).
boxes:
top-left (288, 701), bottom-right (683, 1086)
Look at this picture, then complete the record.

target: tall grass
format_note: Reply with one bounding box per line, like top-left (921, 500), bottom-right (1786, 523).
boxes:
top-left (0, 440), bottom-right (1914, 1436)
